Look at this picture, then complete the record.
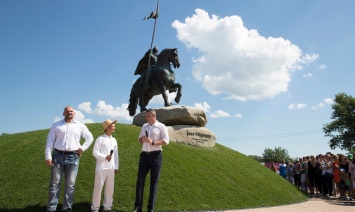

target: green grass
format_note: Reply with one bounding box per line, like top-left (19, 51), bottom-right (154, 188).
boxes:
top-left (0, 123), bottom-right (307, 211)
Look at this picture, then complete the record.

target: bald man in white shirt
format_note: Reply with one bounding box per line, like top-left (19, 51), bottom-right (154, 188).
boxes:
top-left (45, 106), bottom-right (93, 212)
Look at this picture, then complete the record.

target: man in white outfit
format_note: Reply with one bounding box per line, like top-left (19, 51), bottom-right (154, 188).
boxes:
top-left (91, 119), bottom-right (119, 212)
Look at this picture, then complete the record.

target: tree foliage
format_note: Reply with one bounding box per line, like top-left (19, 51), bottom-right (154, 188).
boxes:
top-left (323, 92), bottom-right (355, 152)
top-left (262, 146), bottom-right (292, 162)
top-left (248, 155), bottom-right (263, 162)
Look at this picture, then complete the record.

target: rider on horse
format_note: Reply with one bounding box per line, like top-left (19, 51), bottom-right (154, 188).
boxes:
top-left (128, 48), bottom-right (182, 116)
top-left (134, 47), bottom-right (159, 90)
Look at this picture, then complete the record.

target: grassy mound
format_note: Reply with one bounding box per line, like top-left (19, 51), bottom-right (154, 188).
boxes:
top-left (0, 123), bottom-right (307, 211)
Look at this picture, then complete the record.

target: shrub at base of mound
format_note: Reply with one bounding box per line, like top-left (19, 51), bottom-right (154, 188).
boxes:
top-left (167, 125), bottom-right (216, 147)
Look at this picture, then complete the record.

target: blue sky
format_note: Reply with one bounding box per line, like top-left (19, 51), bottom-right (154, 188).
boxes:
top-left (1, 0), bottom-right (354, 158)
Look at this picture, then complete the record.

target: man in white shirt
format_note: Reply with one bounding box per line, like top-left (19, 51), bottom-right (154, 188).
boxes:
top-left (91, 119), bottom-right (119, 212)
top-left (133, 109), bottom-right (169, 212)
top-left (45, 106), bottom-right (93, 212)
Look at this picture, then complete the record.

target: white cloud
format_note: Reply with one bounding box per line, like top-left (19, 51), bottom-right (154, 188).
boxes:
top-left (312, 103), bottom-right (324, 110)
top-left (302, 73), bottom-right (312, 78)
top-left (78, 102), bottom-right (92, 113)
top-left (172, 9), bottom-right (318, 101)
top-left (77, 101), bottom-right (132, 121)
top-left (194, 102), bottom-right (211, 112)
top-left (210, 110), bottom-right (231, 118)
top-left (54, 116), bottom-right (61, 123)
top-left (299, 53), bottom-right (319, 65)
top-left (149, 92), bottom-right (178, 105)
top-left (288, 103), bottom-right (307, 110)
top-left (235, 113), bottom-right (242, 118)
top-left (324, 98), bottom-right (333, 104)
top-left (319, 64), bottom-right (327, 69)
top-left (75, 110), bottom-right (95, 124)
top-left (311, 98), bottom-right (333, 110)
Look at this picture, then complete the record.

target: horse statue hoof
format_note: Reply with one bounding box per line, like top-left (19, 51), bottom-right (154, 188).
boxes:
top-left (175, 94), bottom-right (182, 103)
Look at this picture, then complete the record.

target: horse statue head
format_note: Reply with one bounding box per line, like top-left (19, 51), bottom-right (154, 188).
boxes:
top-left (157, 48), bottom-right (180, 69)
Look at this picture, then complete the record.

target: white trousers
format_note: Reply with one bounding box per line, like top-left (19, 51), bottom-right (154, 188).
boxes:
top-left (91, 169), bottom-right (115, 211)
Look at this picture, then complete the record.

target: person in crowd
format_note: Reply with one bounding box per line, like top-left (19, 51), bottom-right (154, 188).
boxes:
top-left (305, 156), bottom-right (311, 193)
top-left (300, 157), bottom-right (308, 192)
top-left (329, 154), bottom-right (337, 197)
top-left (332, 154), bottom-right (341, 198)
top-left (293, 160), bottom-right (301, 188)
top-left (286, 162), bottom-right (294, 183)
top-left (339, 168), bottom-right (352, 200)
top-left (307, 155), bottom-right (317, 197)
top-left (321, 154), bottom-right (333, 198)
top-left (314, 155), bottom-right (323, 196)
top-left (340, 154), bottom-right (351, 198)
top-left (340, 154), bottom-right (350, 175)
top-left (45, 106), bottom-right (94, 212)
top-left (270, 162), bottom-right (277, 172)
top-left (349, 154), bottom-right (355, 200)
top-left (279, 160), bottom-right (287, 178)
top-left (133, 109), bottom-right (170, 212)
top-left (91, 119), bottom-right (119, 212)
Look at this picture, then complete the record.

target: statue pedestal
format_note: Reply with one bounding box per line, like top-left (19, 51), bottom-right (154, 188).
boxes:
top-left (132, 106), bottom-right (216, 147)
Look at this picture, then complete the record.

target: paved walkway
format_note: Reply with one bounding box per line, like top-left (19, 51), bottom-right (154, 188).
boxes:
top-left (224, 196), bottom-right (355, 212)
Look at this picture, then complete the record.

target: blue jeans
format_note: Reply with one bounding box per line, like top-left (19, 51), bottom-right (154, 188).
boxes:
top-left (47, 150), bottom-right (79, 211)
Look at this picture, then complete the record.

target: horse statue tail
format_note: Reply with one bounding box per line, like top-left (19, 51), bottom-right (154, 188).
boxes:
top-left (127, 87), bottom-right (138, 116)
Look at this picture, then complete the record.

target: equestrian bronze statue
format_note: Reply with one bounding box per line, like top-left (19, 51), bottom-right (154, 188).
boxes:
top-left (127, 48), bottom-right (182, 116)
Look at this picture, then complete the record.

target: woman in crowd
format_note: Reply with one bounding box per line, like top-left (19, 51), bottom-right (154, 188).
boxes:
top-left (340, 154), bottom-right (350, 176)
top-left (270, 162), bottom-right (277, 172)
top-left (339, 154), bottom-right (351, 199)
top-left (307, 155), bottom-right (317, 197)
top-left (293, 160), bottom-right (301, 188)
top-left (349, 154), bottom-right (355, 200)
top-left (332, 154), bottom-right (341, 197)
top-left (321, 154), bottom-right (333, 198)
top-left (286, 161), bottom-right (294, 183)
top-left (314, 155), bottom-right (323, 196)
top-left (300, 157), bottom-right (308, 193)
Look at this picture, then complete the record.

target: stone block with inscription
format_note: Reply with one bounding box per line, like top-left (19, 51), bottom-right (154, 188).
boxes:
top-left (167, 125), bottom-right (216, 147)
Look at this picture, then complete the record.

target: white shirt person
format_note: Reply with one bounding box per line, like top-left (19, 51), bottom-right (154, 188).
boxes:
top-left (91, 119), bottom-right (119, 212)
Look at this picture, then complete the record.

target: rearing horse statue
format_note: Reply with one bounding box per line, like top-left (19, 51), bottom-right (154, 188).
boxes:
top-left (127, 48), bottom-right (182, 116)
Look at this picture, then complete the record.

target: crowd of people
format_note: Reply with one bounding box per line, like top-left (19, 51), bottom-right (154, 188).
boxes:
top-left (274, 153), bottom-right (355, 200)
